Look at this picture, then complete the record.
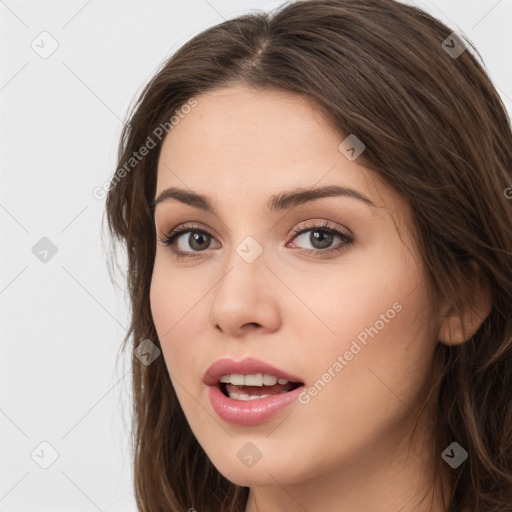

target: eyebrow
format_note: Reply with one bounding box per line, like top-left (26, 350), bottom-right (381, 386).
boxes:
top-left (151, 184), bottom-right (378, 213)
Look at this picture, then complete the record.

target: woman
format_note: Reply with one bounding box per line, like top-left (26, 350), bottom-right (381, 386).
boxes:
top-left (105, 0), bottom-right (512, 510)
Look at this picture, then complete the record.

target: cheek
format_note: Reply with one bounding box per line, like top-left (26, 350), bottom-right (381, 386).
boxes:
top-left (149, 260), bottom-right (203, 379)
top-left (288, 269), bottom-right (435, 459)
top-left (292, 239), bottom-right (435, 393)
top-left (287, 242), bottom-right (420, 349)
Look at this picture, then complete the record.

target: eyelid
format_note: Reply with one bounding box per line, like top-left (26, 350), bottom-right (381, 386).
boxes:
top-left (290, 219), bottom-right (353, 238)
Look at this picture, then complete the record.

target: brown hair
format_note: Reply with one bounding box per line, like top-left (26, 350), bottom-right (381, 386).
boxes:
top-left (105, 0), bottom-right (512, 510)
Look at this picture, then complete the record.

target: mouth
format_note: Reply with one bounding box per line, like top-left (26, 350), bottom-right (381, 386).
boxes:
top-left (204, 358), bottom-right (306, 425)
top-left (217, 374), bottom-right (304, 401)
top-left (203, 357), bottom-right (305, 402)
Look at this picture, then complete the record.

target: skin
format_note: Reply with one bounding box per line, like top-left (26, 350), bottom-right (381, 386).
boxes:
top-left (150, 84), bottom-right (489, 512)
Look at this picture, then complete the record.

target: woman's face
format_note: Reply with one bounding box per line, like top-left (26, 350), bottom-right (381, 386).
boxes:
top-left (150, 85), bottom-right (441, 489)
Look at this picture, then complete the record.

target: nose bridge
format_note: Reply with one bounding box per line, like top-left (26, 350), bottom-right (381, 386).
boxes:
top-left (209, 230), bottom-right (281, 335)
top-left (215, 232), bottom-right (267, 303)
top-left (219, 206), bottom-right (270, 274)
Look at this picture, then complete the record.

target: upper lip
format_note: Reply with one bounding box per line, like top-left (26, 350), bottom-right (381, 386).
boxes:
top-left (203, 357), bottom-right (304, 386)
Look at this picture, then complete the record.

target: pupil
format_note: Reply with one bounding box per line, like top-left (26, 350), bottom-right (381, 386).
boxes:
top-left (190, 232), bottom-right (208, 250)
top-left (312, 230), bottom-right (332, 249)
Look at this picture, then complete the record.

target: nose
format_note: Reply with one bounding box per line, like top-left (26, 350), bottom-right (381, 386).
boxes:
top-left (208, 243), bottom-right (282, 338)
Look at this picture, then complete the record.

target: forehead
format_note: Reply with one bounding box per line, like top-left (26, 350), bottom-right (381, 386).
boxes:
top-left (163, 86), bottom-right (336, 157)
top-left (157, 86), bottom-right (372, 193)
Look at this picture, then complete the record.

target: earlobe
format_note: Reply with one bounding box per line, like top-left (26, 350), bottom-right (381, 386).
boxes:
top-left (437, 261), bottom-right (493, 346)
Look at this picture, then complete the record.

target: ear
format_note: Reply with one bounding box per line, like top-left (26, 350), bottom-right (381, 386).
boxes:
top-left (438, 260), bottom-right (493, 346)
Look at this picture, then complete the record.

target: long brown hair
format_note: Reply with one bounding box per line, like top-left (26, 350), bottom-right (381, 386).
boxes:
top-left (105, 1), bottom-right (512, 510)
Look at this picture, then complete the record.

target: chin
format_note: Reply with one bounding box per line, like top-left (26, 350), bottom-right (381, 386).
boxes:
top-left (220, 465), bottom-right (281, 487)
top-left (207, 447), bottom-right (303, 487)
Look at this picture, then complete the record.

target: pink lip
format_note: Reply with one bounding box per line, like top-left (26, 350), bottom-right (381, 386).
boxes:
top-left (203, 357), bottom-right (305, 426)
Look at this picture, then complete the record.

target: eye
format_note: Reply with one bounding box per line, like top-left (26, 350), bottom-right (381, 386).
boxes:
top-left (287, 220), bottom-right (355, 258)
top-left (157, 222), bottom-right (219, 259)
top-left (157, 220), bottom-right (354, 259)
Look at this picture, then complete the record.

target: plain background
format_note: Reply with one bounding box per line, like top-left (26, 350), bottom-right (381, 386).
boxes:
top-left (0, 1), bottom-right (510, 510)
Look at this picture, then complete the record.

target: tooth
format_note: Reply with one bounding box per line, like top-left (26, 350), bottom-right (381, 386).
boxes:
top-left (230, 374), bottom-right (245, 385)
top-left (218, 373), bottom-right (293, 386)
top-left (263, 374), bottom-right (278, 385)
top-left (228, 392), bottom-right (273, 400)
top-left (244, 373), bottom-right (264, 386)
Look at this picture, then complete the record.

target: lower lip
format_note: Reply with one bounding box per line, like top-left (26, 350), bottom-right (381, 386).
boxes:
top-left (207, 384), bottom-right (304, 426)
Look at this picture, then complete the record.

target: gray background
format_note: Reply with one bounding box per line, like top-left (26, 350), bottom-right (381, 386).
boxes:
top-left (1, 1), bottom-right (510, 510)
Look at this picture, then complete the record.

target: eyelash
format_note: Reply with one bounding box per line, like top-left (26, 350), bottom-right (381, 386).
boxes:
top-left (157, 220), bottom-right (355, 259)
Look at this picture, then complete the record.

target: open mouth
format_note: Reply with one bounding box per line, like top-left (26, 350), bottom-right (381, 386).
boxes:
top-left (203, 358), bottom-right (306, 407)
top-left (218, 379), bottom-right (304, 401)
